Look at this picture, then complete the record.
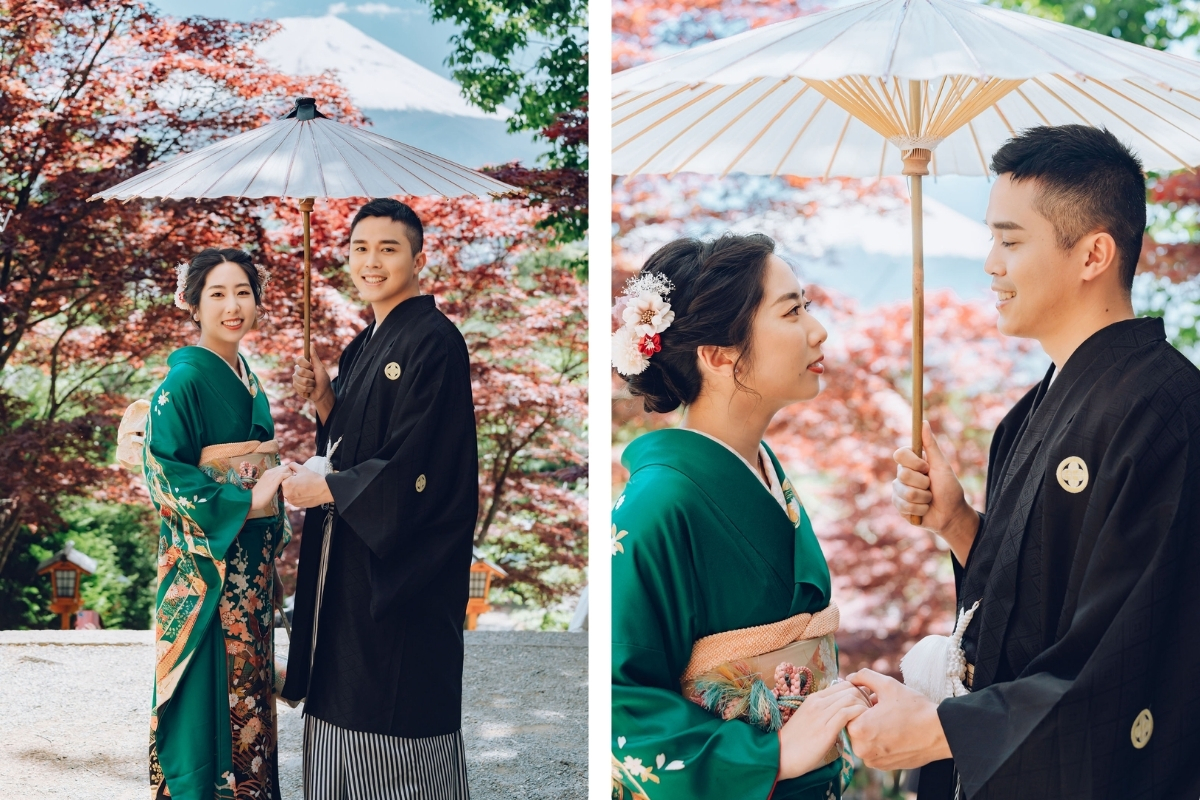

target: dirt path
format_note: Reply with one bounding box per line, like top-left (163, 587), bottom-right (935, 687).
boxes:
top-left (0, 629), bottom-right (587, 799)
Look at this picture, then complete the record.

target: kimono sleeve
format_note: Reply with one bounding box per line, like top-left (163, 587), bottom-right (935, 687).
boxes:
top-left (325, 331), bottom-right (476, 563)
top-left (612, 472), bottom-right (781, 800)
top-left (143, 364), bottom-right (252, 561)
top-left (939, 388), bottom-right (1200, 798)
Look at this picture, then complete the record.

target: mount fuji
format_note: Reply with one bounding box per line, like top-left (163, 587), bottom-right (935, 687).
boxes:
top-left (257, 15), bottom-right (541, 168)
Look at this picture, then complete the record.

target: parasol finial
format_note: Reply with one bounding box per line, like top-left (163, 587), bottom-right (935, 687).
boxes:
top-left (284, 97), bottom-right (328, 121)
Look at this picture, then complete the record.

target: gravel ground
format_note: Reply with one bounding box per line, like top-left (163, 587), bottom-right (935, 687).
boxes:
top-left (0, 629), bottom-right (587, 800)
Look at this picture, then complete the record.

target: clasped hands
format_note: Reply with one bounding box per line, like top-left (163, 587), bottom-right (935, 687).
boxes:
top-left (777, 671), bottom-right (949, 779)
top-left (779, 421), bottom-right (972, 776)
top-left (247, 462), bottom-right (333, 514)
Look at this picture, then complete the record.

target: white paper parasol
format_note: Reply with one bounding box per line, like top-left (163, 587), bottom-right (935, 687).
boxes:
top-left (613, 0), bottom-right (1200, 520)
top-left (91, 97), bottom-right (516, 357)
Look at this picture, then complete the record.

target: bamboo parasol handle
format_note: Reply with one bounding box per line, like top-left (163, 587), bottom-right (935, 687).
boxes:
top-left (300, 197), bottom-right (314, 362)
top-left (902, 125), bottom-right (931, 527)
top-left (903, 80), bottom-right (930, 527)
top-left (908, 167), bottom-right (925, 526)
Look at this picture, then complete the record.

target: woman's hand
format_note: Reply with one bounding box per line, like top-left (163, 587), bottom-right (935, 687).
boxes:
top-left (777, 680), bottom-right (871, 781)
top-left (250, 464), bottom-right (294, 515)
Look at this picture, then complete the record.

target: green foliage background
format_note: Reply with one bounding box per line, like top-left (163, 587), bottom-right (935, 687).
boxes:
top-left (996, 0), bottom-right (1200, 48)
top-left (0, 500), bottom-right (157, 630)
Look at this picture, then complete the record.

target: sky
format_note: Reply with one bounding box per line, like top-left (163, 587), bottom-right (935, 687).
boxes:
top-left (151, 0), bottom-right (461, 79)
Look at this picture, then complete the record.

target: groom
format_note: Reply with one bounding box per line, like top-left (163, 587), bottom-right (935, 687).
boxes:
top-left (847, 126), bottom-right (1200, 798)
top-left (280, 198), bottom-right (478, 798)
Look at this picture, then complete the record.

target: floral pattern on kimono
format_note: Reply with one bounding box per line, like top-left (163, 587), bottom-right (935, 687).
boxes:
top-left (143, 347), bottom-right (289, 800)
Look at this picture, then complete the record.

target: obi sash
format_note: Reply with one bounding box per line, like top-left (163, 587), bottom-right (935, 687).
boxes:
top-left (198, 439), bottom-right (281, 519)
top-left (681, 602), bottom-right (842, 767)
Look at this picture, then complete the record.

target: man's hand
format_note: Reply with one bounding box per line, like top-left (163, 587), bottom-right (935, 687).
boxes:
top-left (293, 355), bottom-right (334, 424)
top-left (893, 420), bottom-right (979, 565)
top-left (845, 669), bottom-right (952, 770)
top-left (282, 467), bottom-right (334, 508)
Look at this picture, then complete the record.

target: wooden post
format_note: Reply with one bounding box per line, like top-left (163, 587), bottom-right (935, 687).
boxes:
top-left (903, 80), bottom-right (931, 526)
top-left (300, 197), bottom-right (315, 361)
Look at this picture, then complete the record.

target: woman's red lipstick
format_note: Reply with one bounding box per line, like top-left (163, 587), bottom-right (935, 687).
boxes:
top-left (807, 356), bottom-right (824, 374)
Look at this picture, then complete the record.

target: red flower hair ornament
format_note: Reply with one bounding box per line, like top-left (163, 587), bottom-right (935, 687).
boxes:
top-left (612, 273), bottom-right (675, 376)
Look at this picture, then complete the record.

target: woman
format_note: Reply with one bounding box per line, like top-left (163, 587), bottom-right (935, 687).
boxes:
top-left (611, 233), bottom-right (869, 799)
top-left (143, 248), bottom-right (292, 800)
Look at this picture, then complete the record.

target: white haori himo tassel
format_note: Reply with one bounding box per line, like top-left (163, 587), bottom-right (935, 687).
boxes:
top-left (900, 600), bottom-right (981, 702)
top-left (302, 436), bottom-right (342, 476)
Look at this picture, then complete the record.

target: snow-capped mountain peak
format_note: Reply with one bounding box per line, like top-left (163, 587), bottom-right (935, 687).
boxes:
top-left (257, 15), bottom-right (506, 120)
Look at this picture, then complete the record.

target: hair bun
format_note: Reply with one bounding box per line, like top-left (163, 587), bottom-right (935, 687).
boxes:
top-left (617, 233), bottom-right (777, 414)
top-left (625, 355), bottom-right (686, 414)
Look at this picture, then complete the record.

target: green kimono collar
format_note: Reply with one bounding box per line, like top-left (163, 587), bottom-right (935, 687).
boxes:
top-left (167, 346), bottom-right (273, 437)
top-left (622, 428), bottom-right (831, 610)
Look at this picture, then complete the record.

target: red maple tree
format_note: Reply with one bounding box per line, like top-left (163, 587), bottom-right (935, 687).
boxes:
top-left (0, 0), bottom-right (587, 611)
top-left (252, 196), bottom-right (588, 603)
top-left (611, 18), bottom-right (1034, 672)
top-left (0, 0), bottom-right (358, 572)
top-left (1140, 171), bottom-right (1200, 282)
top-left (614, 0), bottom-right (825, 70)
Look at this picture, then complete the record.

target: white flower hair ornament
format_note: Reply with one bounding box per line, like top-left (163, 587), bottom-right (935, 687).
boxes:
top-left (174, 262), bottom-right (191, 311)
top-left (173, 259), bottom-right (271, 311)
top-left (612, 272), bottom-right (676, 376)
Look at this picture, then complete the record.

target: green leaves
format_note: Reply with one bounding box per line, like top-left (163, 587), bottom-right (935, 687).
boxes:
top-left (994, 0), bottom-right (1200, 49)
top-left (423, 0), bottom-right (588, 247)
top-left (430, 0), bottom-right (587, 141)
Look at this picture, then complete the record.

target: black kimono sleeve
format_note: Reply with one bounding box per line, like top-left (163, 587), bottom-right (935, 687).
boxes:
top-left (325, 330), bottom-right (478, 618)
top-left (937, 385), bottom-right (1200, 799)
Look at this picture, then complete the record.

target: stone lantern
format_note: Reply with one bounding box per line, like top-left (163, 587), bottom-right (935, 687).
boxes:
top-left (36, 541), bottom-right (97, 630)
top-left (466, 547), bottom-right (506, 631)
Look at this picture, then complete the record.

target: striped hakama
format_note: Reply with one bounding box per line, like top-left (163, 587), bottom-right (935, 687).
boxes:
top-left (303, 714), bottom-right (470, 800)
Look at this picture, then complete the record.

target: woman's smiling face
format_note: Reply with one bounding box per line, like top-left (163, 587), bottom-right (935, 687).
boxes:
top-left (739, 254), bottom-right (828, 406)
top-left (194, 260), bottom-right (256, 345)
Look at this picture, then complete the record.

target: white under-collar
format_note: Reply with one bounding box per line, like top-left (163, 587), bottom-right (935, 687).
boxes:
top-left (680, 428), bottom-right (788, 511)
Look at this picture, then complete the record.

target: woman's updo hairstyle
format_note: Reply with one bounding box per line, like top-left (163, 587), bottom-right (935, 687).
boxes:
top-left (625, 232), bottom-right (776, 414)
top-left (178, 248), bottom-right (266, 328)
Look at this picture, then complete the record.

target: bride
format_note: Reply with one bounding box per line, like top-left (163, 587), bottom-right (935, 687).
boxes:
top-left (611, 233), bottom-right (869, 799)
top-left (139, 247), bottom-right (292, 800)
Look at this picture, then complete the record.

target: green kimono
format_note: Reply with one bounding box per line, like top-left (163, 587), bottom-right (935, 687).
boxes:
top-left (143, 347), bottom-right (289, 800)
top-left (612, 428), bottom-right (842, 800)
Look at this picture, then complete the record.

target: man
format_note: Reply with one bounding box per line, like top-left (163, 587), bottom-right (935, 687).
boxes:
top-left (846, 126), bottom-right (1200, 799)
top-left (280, 198), bottom-right (478, 799)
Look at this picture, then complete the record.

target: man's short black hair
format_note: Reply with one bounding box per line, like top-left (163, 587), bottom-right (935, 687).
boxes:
top-left (349, 198), bottom-right (424, 255)
top-left (990, 125), bottom-right (1146, 292)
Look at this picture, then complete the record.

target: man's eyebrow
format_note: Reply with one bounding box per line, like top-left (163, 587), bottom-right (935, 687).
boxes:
top-left (988, 221), bottom-right (1024, 231)
top-left (350, 238), bottom-right (404, 244)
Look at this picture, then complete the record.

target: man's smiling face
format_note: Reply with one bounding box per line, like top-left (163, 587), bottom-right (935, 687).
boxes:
top-left (348, 215), bottom-right (426, 308)
top-left (983, 174), bottom-right (1083, 341)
